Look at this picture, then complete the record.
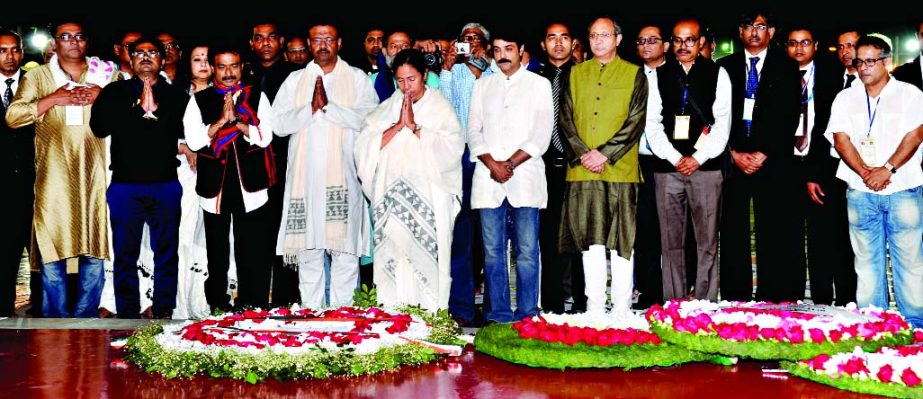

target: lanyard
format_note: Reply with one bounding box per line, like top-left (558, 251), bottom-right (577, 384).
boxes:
top-left (865, 90), bottom-right (881, 137)
top-left (680, 85), bottom-right (689, 115)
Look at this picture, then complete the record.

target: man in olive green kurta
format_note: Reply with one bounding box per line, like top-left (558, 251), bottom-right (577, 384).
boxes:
top-left (558, 18), bottom-right (651, 313)
top-left (5, 21), bottom-right (119, 317)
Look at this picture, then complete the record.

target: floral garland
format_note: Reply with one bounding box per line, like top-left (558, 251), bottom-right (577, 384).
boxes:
top-left (783, 331), bottom-right (923, 399)
top-left (476, 312), bottom-right (714, 370)
top-left (647, 300), bottom-right (914, 360)
top-left (126, 305), bottom-right (460, 383)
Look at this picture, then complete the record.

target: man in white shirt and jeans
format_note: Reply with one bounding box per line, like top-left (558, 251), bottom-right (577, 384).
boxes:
top-left (826, 35), bottom-right (923, 329)
top-left (467, 31), bottom-right (552, 323)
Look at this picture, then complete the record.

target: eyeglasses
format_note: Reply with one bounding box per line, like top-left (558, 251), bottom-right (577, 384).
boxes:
top-left (163, 42), bottom-right (180, 51)
top-left (589, 32), bottom-right (618, 40)
top-left (835, 43), bottom-right (856, 51)
top-left (853, 57), bottom-right (886, 68)
top-left (671, 36), bottom-right (699, 47)
top-left (635, 37), bottom-right (662, 46)
top-left (740, 24), bottom-right (769, 32)
top-left (286, 47), bottom-right (307, 53)
top-left (55, 33), bottom-right (87, 42)
top-left (311, 37), bottom-right (336, 46)
top-left (460, 35), bottom-right (483, 43)
top-left (786, 39), bottom-right (815, 48)
top-left (132, 50), bottom-right (161, 58)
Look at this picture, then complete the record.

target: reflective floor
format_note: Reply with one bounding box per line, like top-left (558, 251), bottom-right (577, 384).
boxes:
top-left (0, 329), bottom-right (886, 399)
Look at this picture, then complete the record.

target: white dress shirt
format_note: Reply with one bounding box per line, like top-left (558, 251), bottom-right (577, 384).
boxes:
top-left (183, 91), bottom-right (274, 213)
top-left (646, 61), bottom-right (732, 167)
top-left (638, 62), bottom-right (665, 156)
top-left (746, 47), bottom-right (768, 81)
top-left (467, 67), bottom-right (553, 209)
top-left (825, 77), bottom-right (923, 195)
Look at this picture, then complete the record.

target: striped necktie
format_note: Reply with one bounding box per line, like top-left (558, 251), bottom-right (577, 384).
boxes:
top-left (550, 68), bottom-right (565, 153)
top-left (3, 78), bottom-right (13, 108)
top-left (745, 56), bottom-right (760, 134)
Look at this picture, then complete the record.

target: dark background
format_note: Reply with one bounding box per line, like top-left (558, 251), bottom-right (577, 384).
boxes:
top-left (3, 2), bottom-right (922, 66)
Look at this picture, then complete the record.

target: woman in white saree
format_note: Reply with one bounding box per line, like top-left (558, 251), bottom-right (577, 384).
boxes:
top-left (355, 49), bottom-right (464, 311)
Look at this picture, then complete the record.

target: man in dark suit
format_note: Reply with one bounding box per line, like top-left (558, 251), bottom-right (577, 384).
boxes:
top-left (716, 11), bottom-right (802, 302)
top-left (786, 27), bottom-right (856, 305)
top-left (0, 30), bottom-right (34, 317)
top-left (893, 21), bottom-right (923, 90)
top-left (836, 30), bottom-right (861, 90)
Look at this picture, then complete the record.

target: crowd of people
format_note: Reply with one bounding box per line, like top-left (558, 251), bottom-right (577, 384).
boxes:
top-left (0, 10), bottom-right (921, 330)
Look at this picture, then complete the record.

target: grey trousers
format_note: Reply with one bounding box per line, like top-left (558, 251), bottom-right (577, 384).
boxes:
top-left (654, 170), bottom-right (723, 301)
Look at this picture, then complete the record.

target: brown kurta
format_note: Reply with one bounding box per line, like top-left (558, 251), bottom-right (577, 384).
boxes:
top-left (557, 58), bottom-right (648, 258)
top-left (5, 65), bottom-right (115, 269)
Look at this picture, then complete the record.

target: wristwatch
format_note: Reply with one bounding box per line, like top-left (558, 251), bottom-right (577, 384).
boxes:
top-left (412, 124), bottom-right (422, 133)
top-left (884, 162), bottom-right (897, 174)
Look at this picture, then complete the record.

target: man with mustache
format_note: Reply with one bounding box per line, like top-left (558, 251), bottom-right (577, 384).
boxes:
top-left (362, 29), bottom-right (385, 75)
top-left (156, 32), bottom-right (183, 84)
top-left (536, 22), bottom-right (578, 314)
top-left (243, 21), bottom-right (302, 308)
top-left (645, 19), bottom-right (731, 302)
top-left (467, 30), bottom-right (552, 323)
top-left (183, 47), bottom-right (276, 312)
top-left (372, 31), bottom-right (441, 101)
top-left (716, 11), bottom-right (802, 302)
top-left (7, 21), bottom-right (119, 317)
top-left (836, 30), bottom-right (861, 89)
top-left (285, 36), bottom-right (309, 66)
top-left (826, 35), bottom-right (923, 328)
top-left (90, 36), bottom-right (188, 319)
top-left (272, 24), bottom-right (378, 309)
top-left (784, 27), bottom-right (855, 306)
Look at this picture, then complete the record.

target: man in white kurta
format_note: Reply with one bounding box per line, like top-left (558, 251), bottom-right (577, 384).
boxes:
top-left (272, 25), bottom-right (378, 308)
top-left (356, 52), bottom-right (464, 311)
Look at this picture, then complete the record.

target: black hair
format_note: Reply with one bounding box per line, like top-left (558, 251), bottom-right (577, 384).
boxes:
top-left (491, 29), bottom-right (524, 49)
top-left (129, 35), bottom-right (166, 59)
top-left (738, 10), bottom-right (775, 28)
top-left (210, 45), bottom-right (242, 65)
top-left (391, 48), bottom-right (428, 76)
top-left (856, 35), bottom-right (892, 57)
top-left (0, 29), bottom-right (22, 47)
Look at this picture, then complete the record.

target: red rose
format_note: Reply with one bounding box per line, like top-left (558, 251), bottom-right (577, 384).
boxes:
top-left (902, 368), bottom-right (922, 387)
top-left (808, 328), bottom-right (826, 344)
top-left (829, 330), bottom-right (843, 343)
top-left (877, 364), bottom-right (894, 383)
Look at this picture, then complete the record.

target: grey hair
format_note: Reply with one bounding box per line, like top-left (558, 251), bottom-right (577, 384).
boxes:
top-left (460, 22), bottom-right (490, 41)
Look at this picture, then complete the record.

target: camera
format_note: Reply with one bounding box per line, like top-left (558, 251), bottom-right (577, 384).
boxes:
top-left (454, 42), bottom-right (470, 56)
top-left (423, 51), bottom-right (443, 70)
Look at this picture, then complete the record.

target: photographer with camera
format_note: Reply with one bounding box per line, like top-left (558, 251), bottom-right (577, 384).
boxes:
top-left (372, 32), bottom-right (441, 101)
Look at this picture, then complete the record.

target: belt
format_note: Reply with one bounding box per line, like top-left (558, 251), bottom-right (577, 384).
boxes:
top-left (547, 156), bottom-right (567, 168)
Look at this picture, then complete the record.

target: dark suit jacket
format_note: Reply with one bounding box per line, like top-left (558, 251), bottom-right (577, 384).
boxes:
top-left (717, 49), bottom-right (802, 177)
top-left (804, 58), bottom-right (847, 183)
top-left (892, 55), bottom-right (923, 91)
top-left (1, 69), bottom-right (35, 183)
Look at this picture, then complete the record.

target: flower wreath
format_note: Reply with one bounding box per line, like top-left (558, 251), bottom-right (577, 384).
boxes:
top-left (647, 300), bottom-right (914, 361)
top-left (474, 312), bottom-right (715, 370)
top-left (783, 330), bottom-right (923, 399)
top-left (126, 306), bottom-right (461, 383)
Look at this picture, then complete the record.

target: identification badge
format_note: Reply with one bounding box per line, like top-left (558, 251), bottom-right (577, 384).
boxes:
top-left (674, 115), bottom-right (690, 140)
top-left (859, 139), bottom-right (876, 165)
top-left (65, 105), bottom-right (83, 126)
top-left (743, 98), bottom-right (756, 121)
top-left (693, 125), bottom-right (710, 150)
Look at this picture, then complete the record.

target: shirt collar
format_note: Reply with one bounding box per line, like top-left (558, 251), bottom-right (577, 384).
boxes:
top-left (644, 60), bottom-right (665, 74)
top-left (800, 60), bottom-right (815, 72)
top-left (2, 69), bottom-right (21, 84)
top-left (503, 65), bottom-right (527, 81)
top-left (745, 47), bottom-right (768, 61)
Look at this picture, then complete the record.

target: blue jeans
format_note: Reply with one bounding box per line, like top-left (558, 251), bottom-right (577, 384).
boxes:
top-left (42, 256), bottom-right (104, 318)
top-left (480, 200), bottom-right (540, 322)
top-left (847, 186), bottom-right (923, 329)
top-left (449, 147), bottom-right (479, 321)
top-left (108, 181), bottom-right (182, 318)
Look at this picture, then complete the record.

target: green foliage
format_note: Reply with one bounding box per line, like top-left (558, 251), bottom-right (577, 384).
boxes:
top-left (784, 361), bottom-right (923, 399)
top-left (473, 323), bottom-right (714, 370)
top-left (352, 284), bottom-right (381, 309)
top-left (651, 323), bottom-right (914, 361)
top-left (398, 306), bottom-right (463, 345)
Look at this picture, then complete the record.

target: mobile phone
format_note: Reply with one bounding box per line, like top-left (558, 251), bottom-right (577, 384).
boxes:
top-left (454, 42), bottom-right (470, 56)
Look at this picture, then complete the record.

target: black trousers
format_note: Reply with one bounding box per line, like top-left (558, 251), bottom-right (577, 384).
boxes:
top-left (633, 155), bottom-right (663, 308)
top-left (539, 156), bottom-right (569, 313)
top-left (266, 135), bottom-right (300, 307)
top-left (0, 174), bottom-right (33, 316)
top-left (797, 159), bottom-right (856, 305)
top-left (203, 160), bottom-right (273, 311)
top-left (720, 164), bottom-right (802, 302)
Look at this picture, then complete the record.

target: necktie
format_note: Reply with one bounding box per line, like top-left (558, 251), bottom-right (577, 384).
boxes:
top-left (844, 74), bottom-right (856, 89)
top-left (3, 78), bottom-right (13, 108)
top-left (745, 56), bottom-right (760, 133)
top-left (795, 70), bottom-right (809, 152)
top-left (550, 68), bottom-right (565, 154)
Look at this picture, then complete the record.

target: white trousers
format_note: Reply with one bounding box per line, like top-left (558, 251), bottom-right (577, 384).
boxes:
top-left (297, 249), bottom-right (359, 308)
top-left (582, 245), bottom-right (634, 313)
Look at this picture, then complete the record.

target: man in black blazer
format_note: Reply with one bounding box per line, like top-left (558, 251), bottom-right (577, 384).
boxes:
top-left (786, 27), bottom-right (856, 306)
top-left (893, 21), bottom-right (923, 90)
top-left (0, 30), bottom-right (34, 317)
top-left (716, 12), bottom-right (802, 302)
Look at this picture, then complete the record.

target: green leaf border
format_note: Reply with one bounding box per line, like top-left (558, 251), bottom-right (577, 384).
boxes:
top-left (783, 361), bottom-right (923, 399)
top-left (473, 323), bottom-right (715, 370)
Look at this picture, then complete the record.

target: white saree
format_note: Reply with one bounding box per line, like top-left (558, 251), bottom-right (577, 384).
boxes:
top-left (355, 89), bottom-right (464, 311)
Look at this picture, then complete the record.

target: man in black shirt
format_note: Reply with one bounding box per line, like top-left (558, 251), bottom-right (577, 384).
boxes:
top-left (90, 36), bottom-right (187, 319)
top-left (243, 21), bottom-right (301, 307)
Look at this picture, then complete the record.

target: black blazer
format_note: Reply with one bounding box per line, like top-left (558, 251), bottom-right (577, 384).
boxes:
top-left (0, 69), bottom-right (35, 183)
top-left (892, 55), bottom-right (923, 91)
top-left (804, 58), bottom-right (848, 183)
top-left (717, 49), bottom-right (802, 177)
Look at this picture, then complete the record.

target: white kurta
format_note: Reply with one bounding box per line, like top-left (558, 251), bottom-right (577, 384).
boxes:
top-left (356, 89), bottom-right (464, 311)
top-left (272, 60), bottom-right (379, 257)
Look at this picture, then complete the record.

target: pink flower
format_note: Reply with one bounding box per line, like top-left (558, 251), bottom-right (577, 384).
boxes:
top-left (808, 354), bottom-right (830, 370)
top-left (838, 357), bottom-right (868, 376)
top-left (914, 330), bottom-right (923, 344)
top-left (902, 368), bottom-right (922, 387)
top-left (808, 328), bottom-right (826, 344)
top-left (759, 328), bottom-right (776, 340)
top-left (877, 364), bottom-right (894, 383)
top-left (829, 330), bottom-right (843, 343)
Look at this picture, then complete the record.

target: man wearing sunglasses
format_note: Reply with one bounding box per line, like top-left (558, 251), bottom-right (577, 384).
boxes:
top-left (6, 21), bottom-right (120, 317)
top-left (826, 35), bottom-right (923, 329)
top-left (90, 36), bottom-right (188, 319)
top-left (716, 11), bottom-right (802, 303)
